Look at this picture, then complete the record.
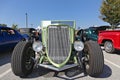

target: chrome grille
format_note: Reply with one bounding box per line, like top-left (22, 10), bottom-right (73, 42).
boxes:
top-left (48, 26), bottom-right (70, 64)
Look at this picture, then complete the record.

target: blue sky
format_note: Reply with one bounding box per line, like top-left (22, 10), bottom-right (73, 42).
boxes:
top-left (0, 0), bottom-right (109, 29)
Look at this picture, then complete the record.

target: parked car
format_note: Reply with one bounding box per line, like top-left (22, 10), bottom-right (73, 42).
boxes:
top-left (98, 29), bottom-right (120, 53)
top-left (0, 26), bottom-right (26, 52)
top-left (77, 26), bottom-right (110, 41)
top-left (11, 20), bottom-right (104, 78)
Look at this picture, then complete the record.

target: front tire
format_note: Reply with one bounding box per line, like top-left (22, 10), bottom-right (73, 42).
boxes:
top-left (84, 40), bottom-right (104, 77)
top-left (11, 41), bottom-right (35, 77)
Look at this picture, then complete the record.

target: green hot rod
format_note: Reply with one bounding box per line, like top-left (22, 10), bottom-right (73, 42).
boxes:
top-left (11, 20), bottom-right (104, 77)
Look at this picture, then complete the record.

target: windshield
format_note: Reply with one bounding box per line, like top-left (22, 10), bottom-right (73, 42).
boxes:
top-left (51, 21), bottom-right (74, 27)
top-left (41, 20), bottom-right (75, 28)
top-left (90, 28), bottom-right (98, 34)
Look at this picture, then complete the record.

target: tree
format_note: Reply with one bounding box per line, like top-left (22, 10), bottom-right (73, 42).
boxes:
top-left (0, 24), bottom-right (7, 27)
top-left (100, 0), bottom-right (120, 29)
top-left (11, 24), bottom-right (18, 30)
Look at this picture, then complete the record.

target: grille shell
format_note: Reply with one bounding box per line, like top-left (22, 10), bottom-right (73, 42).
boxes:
top-left (48, 26), bottom-right (71, 64)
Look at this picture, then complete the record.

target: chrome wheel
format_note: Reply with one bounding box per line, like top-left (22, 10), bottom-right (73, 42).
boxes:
top-left (104, 41), bottom-right (115, 53)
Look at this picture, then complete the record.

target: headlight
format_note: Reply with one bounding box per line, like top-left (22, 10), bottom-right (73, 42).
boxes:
top-left (32, 41), bottom-right (43, 52)
top-left (74, 41), bottom-right (84, 51)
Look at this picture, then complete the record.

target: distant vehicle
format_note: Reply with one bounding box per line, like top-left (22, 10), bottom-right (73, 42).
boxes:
top-left (98, 29), bottom-right (120, 53)
top-left (77, 26), bottom-right (110, 41)
top-left (0, 26), bottom-right (26, 52)
top-left (19, 28), bottom-right (42, 41)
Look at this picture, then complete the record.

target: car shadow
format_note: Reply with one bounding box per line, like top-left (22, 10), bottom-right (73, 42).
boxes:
top-left (0, 51), bottom-right (11, 66)
top-left (26, 64), bottom-right (112, 80)
top-left (102, 48), bottom-right (120, 55)
top-left (114, 50), bottom-right (120, 55)
top-left (92, 64), bottom-right (112, 78)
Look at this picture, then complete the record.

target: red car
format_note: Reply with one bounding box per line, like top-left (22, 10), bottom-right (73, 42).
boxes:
top-left (98, 30), bottom-right (120, 53)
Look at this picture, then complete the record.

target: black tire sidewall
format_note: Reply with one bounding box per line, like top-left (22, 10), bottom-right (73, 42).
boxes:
top-left (22, 42), bottom-right (35, 76)
top-left (11, 41), bottom-right (35, 77)
top-left (84, 40), bottom-right (104, 77)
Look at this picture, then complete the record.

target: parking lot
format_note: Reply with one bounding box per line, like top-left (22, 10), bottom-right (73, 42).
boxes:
top-left (0, 49), bottom-right (120, 80)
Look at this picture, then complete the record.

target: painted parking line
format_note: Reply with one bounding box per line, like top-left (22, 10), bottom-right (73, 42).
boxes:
top-left (0, 59), bottom-right (119, 79)
top-left (105, 59), bottom-right (120, 69)
top-left (0, 68), bottom-right (11, 79)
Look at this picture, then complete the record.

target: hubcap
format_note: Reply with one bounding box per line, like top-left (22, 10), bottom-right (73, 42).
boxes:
top-left (105, 42), bottom-right (112, 52)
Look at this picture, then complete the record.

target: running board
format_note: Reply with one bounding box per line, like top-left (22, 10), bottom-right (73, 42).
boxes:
top-left (38, 64), bottom-right (78, 71)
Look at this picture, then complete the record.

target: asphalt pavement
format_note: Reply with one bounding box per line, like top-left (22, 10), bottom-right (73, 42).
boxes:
top-left (0, 50), bottom-right (120, 80)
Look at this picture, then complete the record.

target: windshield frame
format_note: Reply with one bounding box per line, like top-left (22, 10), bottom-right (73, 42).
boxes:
top-left (41, 20), bottom-right (76, 28)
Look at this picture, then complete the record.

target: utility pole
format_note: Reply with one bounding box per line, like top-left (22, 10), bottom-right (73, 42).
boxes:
top-left (25, 13), bottom-right (28, 28)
